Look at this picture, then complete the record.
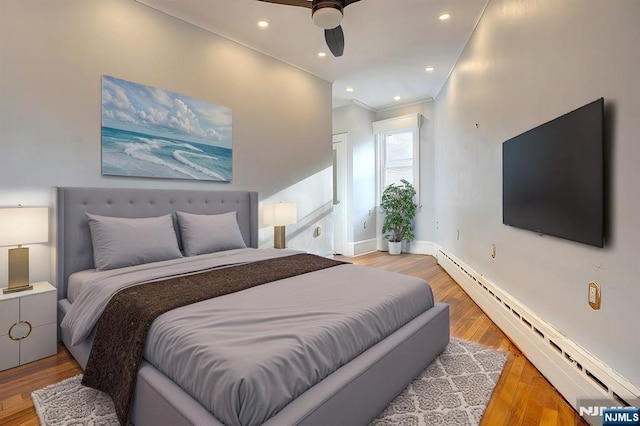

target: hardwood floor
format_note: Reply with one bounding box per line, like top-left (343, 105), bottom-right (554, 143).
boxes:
top-left (0, 252), bottom-right (587, 425)
top-left (0, 342), bottom-right (81, 426)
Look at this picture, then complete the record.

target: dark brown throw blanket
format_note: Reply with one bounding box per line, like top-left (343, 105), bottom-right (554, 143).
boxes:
top-left (81, 253), bottom-right (346, 425)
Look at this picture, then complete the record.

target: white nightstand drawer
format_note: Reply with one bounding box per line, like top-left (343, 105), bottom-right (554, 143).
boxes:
top-left (21, 290), bottom-right (56, 327)
top-left (0, 299), bottom-right (19, 336)
top-left (20, 322), bottom-right (56, 364)
top-left (0, 336), bottom-right (19, 370)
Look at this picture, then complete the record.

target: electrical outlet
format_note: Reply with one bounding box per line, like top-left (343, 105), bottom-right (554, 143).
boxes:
top-left (588, 281), bottom-right (601, 310)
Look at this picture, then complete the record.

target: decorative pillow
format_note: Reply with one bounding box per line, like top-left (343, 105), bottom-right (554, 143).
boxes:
top-left (176, 211), bottom-right (247, 256)
top-left (86, 213), bottom-right (182, 271)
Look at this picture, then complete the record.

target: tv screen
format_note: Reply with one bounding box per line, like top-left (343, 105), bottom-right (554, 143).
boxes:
top-left (502, 98), bottom-right (604, 247)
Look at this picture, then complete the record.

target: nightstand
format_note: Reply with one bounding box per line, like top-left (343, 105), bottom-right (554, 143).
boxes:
top-left (0, 281), bottom-right (57, 371)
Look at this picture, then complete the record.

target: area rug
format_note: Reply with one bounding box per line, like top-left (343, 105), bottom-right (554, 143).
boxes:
top-left (371, 338), bottom-right (507, 426)
top-left (31, 338), bottom-right (506, 426)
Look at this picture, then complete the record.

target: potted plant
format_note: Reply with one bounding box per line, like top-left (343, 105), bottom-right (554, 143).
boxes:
top-left (380, 179), bottom-right (417, 255)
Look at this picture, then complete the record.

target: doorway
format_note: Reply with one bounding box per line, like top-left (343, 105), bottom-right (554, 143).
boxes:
top-left (332, 133), bottom-right (348, 255)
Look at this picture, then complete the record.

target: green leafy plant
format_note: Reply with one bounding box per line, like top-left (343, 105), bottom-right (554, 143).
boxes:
top-left (381, 179), bottom-right (417, 243)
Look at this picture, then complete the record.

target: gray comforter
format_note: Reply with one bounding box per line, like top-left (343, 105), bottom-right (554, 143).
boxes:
top-left (61, 249), bottom-right (435, 426)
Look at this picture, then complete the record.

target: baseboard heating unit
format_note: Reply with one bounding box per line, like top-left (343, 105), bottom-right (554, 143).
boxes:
top-left (437, 248), bottom-right (640, 426)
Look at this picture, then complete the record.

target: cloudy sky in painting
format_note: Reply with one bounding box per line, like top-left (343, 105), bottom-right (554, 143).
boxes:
top-left (101, 75), bottom-right (232, 149)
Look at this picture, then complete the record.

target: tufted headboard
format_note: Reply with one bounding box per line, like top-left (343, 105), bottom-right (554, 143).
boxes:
top-left (55, 187), bottom-right (259, 300)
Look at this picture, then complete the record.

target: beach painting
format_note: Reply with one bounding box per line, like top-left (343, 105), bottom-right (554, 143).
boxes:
top-left (101, 75), bottom-right (232, 182)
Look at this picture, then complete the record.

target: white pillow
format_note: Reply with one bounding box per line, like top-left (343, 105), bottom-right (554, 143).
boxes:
top-left (176, 211), bottom-right (247, 256)
top-left (86, 213), bottom-right (182, 271)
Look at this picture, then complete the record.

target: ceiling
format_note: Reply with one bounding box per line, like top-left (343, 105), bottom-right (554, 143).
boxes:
top-left (135, 0), bottom-right (489, 111)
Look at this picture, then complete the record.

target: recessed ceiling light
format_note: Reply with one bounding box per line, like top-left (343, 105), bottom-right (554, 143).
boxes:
top-left (425, 67), bottom-right (435, 72)
top-left (394, 96), bottom-right (401, 101)
top-left (439, 13), bottom-right (450, 21)
top-left (346, 87), bottom-right (354, 92)
top-left (318, 52), bottom-right (327, 58)
top-left (258, 20), bottom-right (269, 28)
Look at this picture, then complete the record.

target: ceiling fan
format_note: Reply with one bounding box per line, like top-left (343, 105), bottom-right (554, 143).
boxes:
top-left (258, 0), bottom-right (361, 57)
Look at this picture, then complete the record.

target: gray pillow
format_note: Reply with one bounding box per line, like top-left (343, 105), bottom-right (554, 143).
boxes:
top-left (86, 213), bottom-right (182, 271)
top-left (176, 211), bottom-right (247, 256)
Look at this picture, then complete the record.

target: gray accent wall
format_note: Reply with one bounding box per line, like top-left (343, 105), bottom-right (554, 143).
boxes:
top-left (434, 0), bottom-right (640, 387)
top-left (0, 0), bottom-right (333, 285)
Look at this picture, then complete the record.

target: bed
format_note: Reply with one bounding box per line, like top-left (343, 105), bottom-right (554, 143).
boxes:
top-left (55, 186), bottom-right (450, 426)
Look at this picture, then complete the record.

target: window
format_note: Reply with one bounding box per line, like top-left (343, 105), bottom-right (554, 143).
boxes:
top-left (373, 114), bottom-right (422, 206)
top-left (380, 129), bottom-right (417, 188)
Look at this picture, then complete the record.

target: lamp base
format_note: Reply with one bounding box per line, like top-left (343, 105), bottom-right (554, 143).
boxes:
top-left (5, 246), bottom-right (31, 294)
top-left (3, 284), bottom-right (34, 294)
top-left (274, 226), bottom-right (286, 249)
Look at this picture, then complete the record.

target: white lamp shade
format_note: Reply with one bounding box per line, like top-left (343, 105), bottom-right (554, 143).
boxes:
top-left (263, 203), bottom-right (297, 226)
top-left (0, 207), bottom-right (49, 246)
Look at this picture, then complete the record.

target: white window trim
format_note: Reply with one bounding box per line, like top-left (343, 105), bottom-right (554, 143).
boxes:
top-left (372, 113), bottom-right (422, 134)
top-left (373, 113), bottom-right (423, 208)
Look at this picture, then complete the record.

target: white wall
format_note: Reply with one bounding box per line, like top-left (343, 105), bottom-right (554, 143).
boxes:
top-left (332, 103), bottom-right (376, 245)
top-left (259, 168), bottom-right (334, 256)
top-left (0, 0), bottom-right (333, 285)
top-left (434, 0), bottom-right (640, 387)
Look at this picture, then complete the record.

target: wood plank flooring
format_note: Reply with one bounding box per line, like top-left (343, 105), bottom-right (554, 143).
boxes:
top-left (0, 252), bottom-right (587, 425)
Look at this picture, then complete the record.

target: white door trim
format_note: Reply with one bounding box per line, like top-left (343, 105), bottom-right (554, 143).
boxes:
top-left (332, 133), bottom-right (348, 255)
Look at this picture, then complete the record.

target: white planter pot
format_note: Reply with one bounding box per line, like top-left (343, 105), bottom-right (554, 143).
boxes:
top-left (388, 241), bottom-right (402, 255)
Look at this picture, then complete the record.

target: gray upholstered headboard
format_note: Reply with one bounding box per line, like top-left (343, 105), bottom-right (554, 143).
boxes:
top-left (55, 187), bottom-right (259, 300)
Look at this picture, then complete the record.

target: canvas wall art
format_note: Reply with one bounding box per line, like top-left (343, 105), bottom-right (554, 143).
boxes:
top-left (101, 75), bottom-right (232, 182)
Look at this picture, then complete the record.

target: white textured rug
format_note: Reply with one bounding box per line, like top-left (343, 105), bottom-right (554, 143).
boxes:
top-left (32, 374), bottom-right (124, 426)
top-left (31, 338), bottom-right (506, 426)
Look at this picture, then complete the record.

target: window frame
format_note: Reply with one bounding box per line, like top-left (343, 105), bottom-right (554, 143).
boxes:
top-left (374, 114), bottom-right (422, 209)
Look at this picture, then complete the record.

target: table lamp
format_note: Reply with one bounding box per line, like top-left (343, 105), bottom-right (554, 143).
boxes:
top-left (0, 206), bottom-right (49, 294)
top-left (263, 202), bottom-right (297, 249)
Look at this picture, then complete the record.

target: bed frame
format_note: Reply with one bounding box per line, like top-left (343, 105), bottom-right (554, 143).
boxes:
top-left (55, 186), bottom-right (450, 426)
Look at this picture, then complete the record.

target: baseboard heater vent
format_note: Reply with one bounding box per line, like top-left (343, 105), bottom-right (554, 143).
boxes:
top-left (437, 249), bottom-right (640, 425)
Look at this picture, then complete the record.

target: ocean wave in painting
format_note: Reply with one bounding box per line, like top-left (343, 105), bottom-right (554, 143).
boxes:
top-left (101, 127), bottom-right (232, 181)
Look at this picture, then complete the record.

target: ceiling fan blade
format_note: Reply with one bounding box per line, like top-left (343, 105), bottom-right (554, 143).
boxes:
top-left (325, 25), bottom-right (345, 57)
top-left (258, 0), bottom-right (312, 8)
top-left (344, 0), bottom-right (361, 6)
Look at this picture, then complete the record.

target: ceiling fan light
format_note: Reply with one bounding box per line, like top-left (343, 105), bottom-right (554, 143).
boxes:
top-left (312, 5), bottom-right (343, 29)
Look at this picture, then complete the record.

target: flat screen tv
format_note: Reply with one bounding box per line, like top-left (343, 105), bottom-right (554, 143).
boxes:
top-left (502, 98), bottom-right (604, 247)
